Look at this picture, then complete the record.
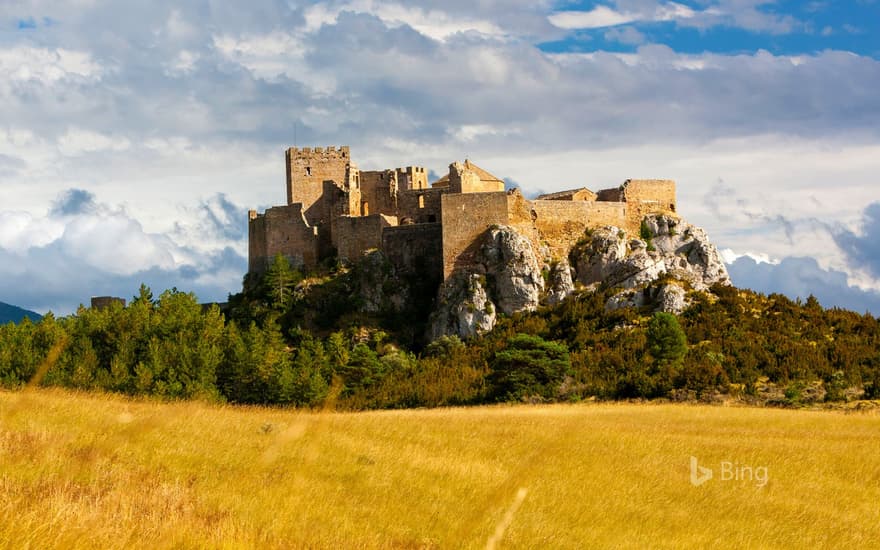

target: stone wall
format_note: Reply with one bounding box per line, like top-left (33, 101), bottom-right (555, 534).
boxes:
top-left (396, 166), bottom-right (428, 191)
top-left (441, 192), bottom-right (509, 278)
top-left (382, 223), bottom-right (443, 282)
top-left (333, 214), bottom-right (396, 263)
top-left (91, 296), bottom-right (126, 310)
top-left (621, 179), bottom-right (676, 234)
top-left (531, 200), bottom-right (627, 258)
top-left (358, 170), bottom-right (398, 217)
top-left (286, 146), bottom-right (351, 225)
top-left (398, 188), bottom-right (444, 224)
top-left (248, 203), bottom-right (319, 272)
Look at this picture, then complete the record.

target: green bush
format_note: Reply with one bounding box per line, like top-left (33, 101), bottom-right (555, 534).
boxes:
top-left (490, 333), bottom-right (571, 401)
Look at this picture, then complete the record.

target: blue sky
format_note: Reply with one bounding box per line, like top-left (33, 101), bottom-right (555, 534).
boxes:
top-left (541, 1), bottom-right (880, 56)
top-left (0, 0), bottom-right (879, 314)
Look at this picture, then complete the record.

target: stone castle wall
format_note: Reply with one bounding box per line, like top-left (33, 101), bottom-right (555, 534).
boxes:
top-left (286, 146), bottom-right (351, 225)
top-left (358, 170), bottom-right (398, 217)
top-left (333, 214), bottom-right (396, 263)
top-left (382, 223), bottom-right (443, 283)
top-left (398, 188), bottom-right (444, 224)
top-left (248, 203), bottom-right (319, 272)
top-left (531, 200), bottom-right (628, 258)
top-left (441, 192), bottom-right (509, 278)
top-left (396, 166), bottom-right (428, 191)
top-left (620, 179), bottom-right (676, 234)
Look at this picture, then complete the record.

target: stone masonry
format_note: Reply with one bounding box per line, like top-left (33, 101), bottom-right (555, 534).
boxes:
top-left (248, 146), bottom-right (677, 283)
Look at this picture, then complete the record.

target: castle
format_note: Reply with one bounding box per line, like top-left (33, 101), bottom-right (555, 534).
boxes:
top-left (248, 146), bottom-right (677, 284)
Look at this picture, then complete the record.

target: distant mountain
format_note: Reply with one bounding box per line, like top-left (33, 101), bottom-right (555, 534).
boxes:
top-left (0, 302), bottom-right (42, 324)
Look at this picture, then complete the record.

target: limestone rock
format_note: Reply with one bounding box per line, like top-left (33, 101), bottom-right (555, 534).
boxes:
top-left (604, 283), bottom-right (689, 314)
top-left (642, 215), bottom-right (729, 290)
top-left (546, 258), bottom-right (574, 305)
top-left (572, 214), bottom-right (729, 292)
top-left (656, 283), bottom-right (688, 314)
top-left (428, 273), bottom-right (496, 341)
top-left (480, 226), bottom-right (544, 315)
top-left (572, 226), bottom-right (627, 286)
top-left (429, 225), bottom-right (542, 339)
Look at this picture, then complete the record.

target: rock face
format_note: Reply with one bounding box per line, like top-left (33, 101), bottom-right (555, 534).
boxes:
top-left (643, 216), bottom-right (729, 291)
top-left (352, 250), bottom-right (407, 313)
top-left (572, 214), bottom-right (729, 314)
top-left (428, 273), bottom-right (497, 341)
top-left (546, 258), bottom-right (575, 305)
top-left (429, 214), bottom-right (729, 339)
top-left (429, 226), bottom-right (542, 339)
top-left (480, 227), bottom-right (544, 315)
top-left (571, 215), bottom-right (728, 292)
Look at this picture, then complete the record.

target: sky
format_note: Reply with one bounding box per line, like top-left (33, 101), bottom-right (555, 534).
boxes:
top-left (1, 0), bottom-right (879, 315)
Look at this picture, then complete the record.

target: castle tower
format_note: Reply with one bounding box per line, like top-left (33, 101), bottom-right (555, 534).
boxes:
top-left (285, 146), bottom-right (352, 226)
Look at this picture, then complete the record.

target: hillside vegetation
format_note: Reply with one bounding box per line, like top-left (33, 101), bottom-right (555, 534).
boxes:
top-left (1, 258), bottom-right (879, 409)
top-left (1, 389), bottom-right (878, 548)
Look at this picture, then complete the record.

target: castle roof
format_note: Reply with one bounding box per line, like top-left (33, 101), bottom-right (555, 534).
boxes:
top-left (431, 160), bottom-right (505, 188)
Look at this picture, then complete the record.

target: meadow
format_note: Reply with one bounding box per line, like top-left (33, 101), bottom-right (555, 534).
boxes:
top-left (1, 389), bottom-right (878, 549)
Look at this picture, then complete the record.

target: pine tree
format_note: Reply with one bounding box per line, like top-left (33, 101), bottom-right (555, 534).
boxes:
top-left (263, 254), bottom-right (298, 309)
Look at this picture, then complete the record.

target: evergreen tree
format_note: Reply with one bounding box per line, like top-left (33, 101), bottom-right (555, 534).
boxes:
top-left (490, 333), bottom-right (571, 401)
top-left (264, 254), bottom-right (299, 309)
top-left (646, 312), bottom-right (687, 369)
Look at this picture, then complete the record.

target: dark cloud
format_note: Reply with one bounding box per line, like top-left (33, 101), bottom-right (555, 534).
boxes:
top-left (50, 188), bottom-right (97, 216)
top-left (4, 2), bottom-right (878, 160)
top-left (833, 202), bottom-right (880, 278)
top-left (728, 255), bottom-right (880, 315)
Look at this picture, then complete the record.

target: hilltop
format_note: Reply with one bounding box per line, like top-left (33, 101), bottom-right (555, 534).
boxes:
top-left (0, 301), bottom-right (41, 325)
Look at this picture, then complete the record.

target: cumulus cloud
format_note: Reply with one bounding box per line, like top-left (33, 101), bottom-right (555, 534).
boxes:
top-left (0, 189), bottom-right (247, 314)
top-left (0, 1), bottom-right (877, 315)
top-left (833, 202), bottom-right (880, 279)
top-left (548, 1), bottom-right (799, 34)
top-left (549, 2), bottom-right (697, 30)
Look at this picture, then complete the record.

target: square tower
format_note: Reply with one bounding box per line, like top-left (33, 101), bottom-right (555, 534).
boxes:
top-left (285, 146), bottom-right (352, 226)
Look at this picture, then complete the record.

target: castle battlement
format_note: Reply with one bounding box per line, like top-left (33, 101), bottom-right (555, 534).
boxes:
top-left (250, 146), bottom-right (676, 284)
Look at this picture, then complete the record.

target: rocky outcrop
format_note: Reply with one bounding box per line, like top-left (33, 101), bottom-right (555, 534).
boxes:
top-left (480, 227), bottom-right (544, 315)
top-left (429, 226), bottom-right (542, 339)
top-left (605, 282), bottom-right (689, 314)
top-left (571, 214), bottom-right (729, 314)
top-left (545, 258), bottom-right (574, 305)
top-left (571, 215), bottom-right (728, 291)
top-left (429, 215), bottom-right (729, 339)
top-left (352, 250), bottom-right (407, 313)
top-left (572, 227), bottom-right (627, 286)
top-left (427, 273), bottom-right (496, 341)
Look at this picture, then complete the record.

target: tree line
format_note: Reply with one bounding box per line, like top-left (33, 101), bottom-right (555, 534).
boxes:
top-left (1, 255), bottom-right (879, 409)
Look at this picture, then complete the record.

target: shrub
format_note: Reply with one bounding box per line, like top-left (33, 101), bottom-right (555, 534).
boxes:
top-left (490, 333), bottom-right (571, 401)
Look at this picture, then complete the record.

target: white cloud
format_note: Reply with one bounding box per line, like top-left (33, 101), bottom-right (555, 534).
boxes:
top-left (303, 0), bottom-right (507, 40)
top-left (0, 47), bottom-right (103, 84)
top-left (548, 1), bottom-right (799, 34)
top-left (720, 248), bottom-right (780, 265)
top-left (58, 129), bottom-right (132, 156)
top-left (549, 2), bottom-right (696, 30)
top-left (604, 26), bottom-right (647, 45)
top-left (0, 190), bottom-right (247, 313)
top-left (549, 6), bottom-right (638, 29)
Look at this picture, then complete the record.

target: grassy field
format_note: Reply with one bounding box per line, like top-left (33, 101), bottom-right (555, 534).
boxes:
top-left (1, 389), bottom-right (878, 549)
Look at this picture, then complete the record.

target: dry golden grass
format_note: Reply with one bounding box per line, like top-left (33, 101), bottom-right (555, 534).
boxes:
top-left (1, 388), bottom-right (878, 549)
